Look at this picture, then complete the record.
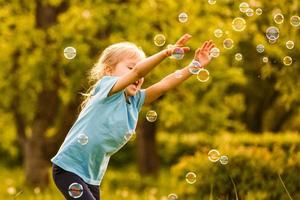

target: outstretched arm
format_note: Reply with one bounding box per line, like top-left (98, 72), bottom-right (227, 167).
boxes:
top-left (109, 34), bottom-right (191, 96)
top-left (144, 40), bottom-right (215, 105)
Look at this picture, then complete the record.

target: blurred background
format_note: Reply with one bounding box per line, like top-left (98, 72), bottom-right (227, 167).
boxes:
top-left (0, 0), bottom-right (300, 199)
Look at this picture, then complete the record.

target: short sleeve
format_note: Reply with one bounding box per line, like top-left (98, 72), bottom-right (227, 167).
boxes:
top-left (132, 89), bottom-right (146, 111)
top-left (93, 76), bottom-right (120, 100)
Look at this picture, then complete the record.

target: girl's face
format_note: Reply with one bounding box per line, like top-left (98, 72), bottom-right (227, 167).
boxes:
top-left (111, 57), bottom-right (144, 97)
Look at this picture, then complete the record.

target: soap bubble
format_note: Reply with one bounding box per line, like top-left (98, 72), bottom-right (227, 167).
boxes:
top-left (124, 131), bottom-right (136, 141)
top-left (34, 187), bottom-right (41, 194)
top-left (208, 0), bottom-right (216, 5)
top-left (154, 34), bottom-right (166, 46)
top-left (64, 47), bottom-right (76, 60)
top-left (82, 10), bottom-right (91, 19)
top-left (178, 12), bottom-right (188, 23)
top-left (210, 47), bottom-right (220, 58)
top-left (171, 47), bottom-right (184, 60)
top-left (255, 8), bottom-right (263, 15)
top-left (239, 2), bottom-right (249, 13)
top-left (245, 8), bottom-right (254, 17)
top-left (286, 40), bottom-right (294, 49)
top-left (220, 155), bottom-right (229, 165)
top-left (232, 17), bottom-right (246, 32)
top-left (266, 26), bottom-right (279, 40)
top-left (68, 183), bottom-right (83, 198)
top-left (235, 53), bottom-right (243, 61)
top-left (274, 13), bottom-right (284, 24)
top-left (290, 15), bottom-right (300, 27)
top-left (168, 193), bottom-right (178, 200)
top-left (262, 56), bottom-right (269, 63)
top-left (214, 29), bottom-right (223, 38)
top-left (174, 70), bottom-right (183, 78)
top-left (188, 60), bottom-right (202, 74)
top-left (146, 110), bottom-right (158, 122)
top-left (256, 44), bottom-right (264, 53)
top-left (283, 56), bottom-right (292, 66)
top-left (7, 186), bottom-right (16, 195)
top-left (77, 134), bottom-right (88, 145)
top-left (208, 149), bottom-right (221, 162)
top-left (223, 38), bottom-right (234, 49)
top-left (197, 69), bottom-right (210, 82)
top-left (186, 172), bottom-right (197, 184)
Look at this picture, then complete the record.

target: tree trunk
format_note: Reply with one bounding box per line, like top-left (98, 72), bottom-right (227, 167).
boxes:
top-left (136, 117), bottom-right (159, 176)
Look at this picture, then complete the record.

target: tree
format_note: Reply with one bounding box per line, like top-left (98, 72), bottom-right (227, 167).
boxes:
top-left (0, 0), bottom-right (299, 188)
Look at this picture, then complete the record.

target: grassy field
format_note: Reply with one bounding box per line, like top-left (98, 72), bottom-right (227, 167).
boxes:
top-left (2, 132), bottom-right (300, 199)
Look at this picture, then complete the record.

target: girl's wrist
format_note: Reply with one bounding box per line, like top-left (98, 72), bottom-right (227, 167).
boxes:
top-left (188, 59), bottom-right (203, 75)
top-left (163, 48), bottom-right (172, 57)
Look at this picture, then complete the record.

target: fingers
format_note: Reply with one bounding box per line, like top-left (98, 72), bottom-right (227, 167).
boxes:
top-left (207, 41), bottom-right (215, 51)
top-left (200, 41), bottom-right (209, 50)
top-left (203, 40), bottom-right (214, 51)
top-left (175, 33), bottom-right (192, 46)
top-left (182, 46), bottom-right (190, 53)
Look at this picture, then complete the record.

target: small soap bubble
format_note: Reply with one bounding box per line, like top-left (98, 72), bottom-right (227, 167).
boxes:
top-left (245, 8), bottom-right (254, 17)
top-left (255, 8), bottom-right (263, 15)
top-left (210, 47), bottom-right (220, 58)
top-left (168, 193), bottom-right (178, 200)
top-left (82, 10), bottom-right (91, 19)
top-left (185, 172), bottom-right (197, 184)
top-left (283, 56), bottom-right (292, 66)
top-left (77, 133), bottom-right (88, 145)
top-left (290, 15), bottom-right (300, 27)
top-left (146, 110), bottom-right (158, 122)
top-left (34, 187), bottom-right (41, 194)
top-left (68, 183), bottom-right (83, 198)
top-left (171, 47), bottom-right (185, 60)
top-left (124, 131), bottom-right (136, 141)
top-left (266, 26), bottom-right (279, 40)
top-left (197, 69), bottom-right (210, 82)
top-left (262, 56), bottom-right (269, 63)
top-left (235, 53), bottom-right (243, 61)
top-left (188, 60), bottom-right (202, 74)
top-left (7, 186), bottom-right (16, 195)
top-left (256, 44), bottom-right (264, 53)
top-left (220, 155), bottom-right (229, 165)
top-left (214, 29), bottom-right (223, 38)
top-left (174, 70), bottom-right (183, 78)
top-left (178, 12), bottom-right (188, 23)
top-left (208, 149), bottom-right (221, 162)
top-left (286, 40), bottom-right (294, 49)
top-left (223, 38), bottom-right (234, 49)
top-left (154, 34), bottom-right (166, 46)
top-left (239, 2), bottom-right (249, 13)
top-left (232, 17), bottom-right (246, 32)
top-left (64, 47), bottom-right (76, 60)
top-left (208, 0), bottom-right (216, 5)
top-left (273, 13), bottom-right (284, 24)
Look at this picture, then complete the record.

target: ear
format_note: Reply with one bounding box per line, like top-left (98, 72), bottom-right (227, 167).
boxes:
top-left (104, 65), bottom-right (112, 76)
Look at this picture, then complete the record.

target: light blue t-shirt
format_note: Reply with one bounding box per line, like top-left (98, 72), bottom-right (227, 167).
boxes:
top-left (51, 76), bottom-right (145, 185)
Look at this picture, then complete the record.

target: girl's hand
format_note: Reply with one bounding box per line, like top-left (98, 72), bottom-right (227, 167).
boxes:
top-left (194, 40), bottom-right (215, 67)
top-left (165, 33), bottom-right (191, 56)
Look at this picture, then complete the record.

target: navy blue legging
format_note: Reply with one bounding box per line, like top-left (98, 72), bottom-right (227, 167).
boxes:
top-left (52, 164), bottom-right (100, 200)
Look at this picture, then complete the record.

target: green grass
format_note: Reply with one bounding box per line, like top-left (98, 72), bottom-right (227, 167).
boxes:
top-left (1, 131), bottom-right (300, 199)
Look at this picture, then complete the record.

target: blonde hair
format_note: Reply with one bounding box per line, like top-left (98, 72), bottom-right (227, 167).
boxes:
top-left (80, 42), bottom-right (146, 110)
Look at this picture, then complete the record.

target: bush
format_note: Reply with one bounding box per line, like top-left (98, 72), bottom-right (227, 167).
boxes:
top-left (168, 132), bottom-right (300, 199)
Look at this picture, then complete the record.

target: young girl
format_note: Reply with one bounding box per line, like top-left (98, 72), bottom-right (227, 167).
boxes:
top-left (51, 34), bottom-right (215, 200)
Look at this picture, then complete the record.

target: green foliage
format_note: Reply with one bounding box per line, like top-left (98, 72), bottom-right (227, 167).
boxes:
top-left (1, 132), bottom-right (300, 199)
top-left (169, 132), bottom-right (300, 199)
